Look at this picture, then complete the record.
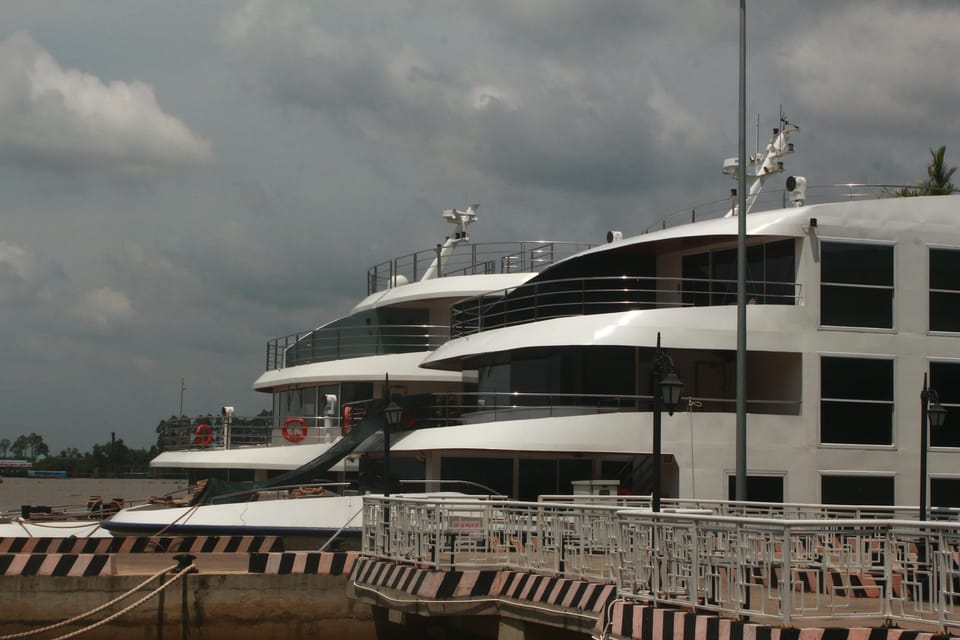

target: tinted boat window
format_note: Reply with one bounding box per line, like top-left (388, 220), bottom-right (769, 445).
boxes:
top-left (821, 242), bottom-right (894, 328)
top-left (726, 475), bottom-right (785, 502)
top-left (930, 248), bottom-right (960, 332)
top-left (931, 478), bottom-right (960, 509)
top-left (930, 361), bottom-right (960, 447)
top-left (821, 356), bottom-right (893, 445)
top-left (821, 475), bottom-right (894, 506)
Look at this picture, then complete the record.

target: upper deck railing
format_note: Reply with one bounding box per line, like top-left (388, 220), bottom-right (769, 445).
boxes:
top-left (450, 275), bottom-right (802, 337)
top-left (265, 324), bottom-right (449, 371)
top-left (157, 390), bottom-right (802, 452)
top-left (642, 183), bottom-right (957, 234)
top-left (366, 241), bottom-right (594, 295)
top-left (362, 495), bottom-right (960, 632)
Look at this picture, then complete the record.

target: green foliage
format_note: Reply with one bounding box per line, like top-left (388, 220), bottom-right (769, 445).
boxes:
top-left (888, 146), bottom-right (957, 197)
top-left (3, 433), bottom-right (160, 476)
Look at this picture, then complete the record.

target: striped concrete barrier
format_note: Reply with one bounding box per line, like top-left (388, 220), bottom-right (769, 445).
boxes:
top-left (352, 557), bottom-right (616, 615)
top-left (0, 535), bottom-right (283, 555)
top-left (600, 602), bottom-right (959, 640)
top-left (0, 554), bottom-right (113, 577)
top-left (248, 551), bottom-right (358, 575)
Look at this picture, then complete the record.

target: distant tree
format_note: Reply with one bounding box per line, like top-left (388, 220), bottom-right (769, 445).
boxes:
top-left (0, 438), bottom-right (9, 458)
top-left (889, 146), bottom-right (957, 197)
top-left (10, 435), bottom-right (27, 459)
top-left (26, 432), bottom-right (48, 460)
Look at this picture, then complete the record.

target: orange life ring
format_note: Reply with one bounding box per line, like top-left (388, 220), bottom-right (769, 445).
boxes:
top-left (195, 423), bottom-right (213, 446)
top-left (282, 417), bottom-right (308, 443)
top-left (341, 406), bottom-right (351, 437)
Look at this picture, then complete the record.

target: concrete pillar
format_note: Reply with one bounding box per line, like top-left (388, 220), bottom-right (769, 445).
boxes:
top-left (498, 617), bottom-right (526, 640)
top-left (372, 606), bottom-right (428, 640)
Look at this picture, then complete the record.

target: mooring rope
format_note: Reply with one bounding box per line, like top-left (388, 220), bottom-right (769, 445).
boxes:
top-left (0, 562), bottom-right (190, 640)
top-left (317, 505), bottom-right (364, 552)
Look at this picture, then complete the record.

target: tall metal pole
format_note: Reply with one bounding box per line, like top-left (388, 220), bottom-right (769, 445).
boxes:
top-left (179, 378), bottom-right (186, 418)
top-left (920, 373), bottom-right (929, 522)
top-left (735, 0), bottom-right (748, 502)
top-left (652, 333), bottom-right (663, 513)
top-left (384, 373), bottom-right (391, 498)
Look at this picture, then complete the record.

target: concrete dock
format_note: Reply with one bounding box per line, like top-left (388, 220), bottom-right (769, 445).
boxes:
top-left (0, 541), bottom-right (374, 640)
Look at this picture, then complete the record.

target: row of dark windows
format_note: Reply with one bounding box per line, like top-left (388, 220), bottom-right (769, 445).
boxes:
top-left (820, 357), bottom-right (960, 447)
top-left (727, 474), bottom-right (960, 508)
top-left (820, 243), bottom-right (960, 332)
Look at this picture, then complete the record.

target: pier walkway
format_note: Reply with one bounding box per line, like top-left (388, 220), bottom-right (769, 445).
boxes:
top-left (349, 496), bottom-right (960, 640)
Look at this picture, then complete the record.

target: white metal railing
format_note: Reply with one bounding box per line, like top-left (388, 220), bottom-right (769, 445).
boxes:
top-left (361, 496), bottom-right (960, 632)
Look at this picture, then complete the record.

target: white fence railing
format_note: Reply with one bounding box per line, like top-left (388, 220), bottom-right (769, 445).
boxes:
top-left (361, 496), bottom-right (960, 632)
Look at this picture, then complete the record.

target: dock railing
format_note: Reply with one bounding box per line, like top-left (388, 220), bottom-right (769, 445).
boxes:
top-left (361, 496), bottom-right (960, 632)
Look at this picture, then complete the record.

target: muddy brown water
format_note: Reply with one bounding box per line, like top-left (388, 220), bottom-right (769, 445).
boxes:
top-left (0, 476), bottom-right (188, 513)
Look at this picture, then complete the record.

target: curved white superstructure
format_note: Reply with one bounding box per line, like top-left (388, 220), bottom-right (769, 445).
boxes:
top-left (110, 130), bottom-right (960, 540)
top-left (417, 193), bottom-right (960, 507)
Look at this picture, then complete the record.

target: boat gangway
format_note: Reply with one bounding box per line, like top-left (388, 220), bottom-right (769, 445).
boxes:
top-left (350, 495), bottom-right (960, 640)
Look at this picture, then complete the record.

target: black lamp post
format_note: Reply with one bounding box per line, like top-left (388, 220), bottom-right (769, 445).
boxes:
top-left (383, 400), bottom-right (402, 498)
top-left (652, 333), bottom-right (685, 513)
top-left (919, 373), bottom-right (948, 521)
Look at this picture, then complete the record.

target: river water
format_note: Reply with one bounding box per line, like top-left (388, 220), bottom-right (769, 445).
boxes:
top-left (0, 477), bottom-right (188, 513)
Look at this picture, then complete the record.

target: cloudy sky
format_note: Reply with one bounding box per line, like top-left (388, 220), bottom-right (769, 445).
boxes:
top-left (0, 1), bottom-right (957, 453)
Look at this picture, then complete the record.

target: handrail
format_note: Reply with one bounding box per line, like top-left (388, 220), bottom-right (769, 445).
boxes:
top-left (641, 183), bottom-right (960, 234)
top-left (266, 324), bottom-right (449, 370)
top-left (450, 275), bottom-right (802, 337)
top-left (158, 390), bottom-right (803, 453)
top-left (361, 495), bottom-right (960, 632)
top-left (366, 241), bottom-right (594, 294)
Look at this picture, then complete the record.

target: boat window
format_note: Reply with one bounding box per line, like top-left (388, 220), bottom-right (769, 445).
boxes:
top-left (931, 478), bottom-right (960, 509)
top-left (820, 474), bottom-right (894, 506)
top-left (681, 239), bottom-right (795, 307)
top-left (929, 248), bottom-right (960, 332)
top-left (930, 361), bottom-right (960, 447)
top-left (820, 356), bottom-right (893, 445)
top-left (478, 347), bottom-right (636, 405)
top-left (280, 387), bottom-right (317, 419)
top-left (820, 242), bottom-right (894, 329)
top-left (725, 474), bottom-right (785, 503)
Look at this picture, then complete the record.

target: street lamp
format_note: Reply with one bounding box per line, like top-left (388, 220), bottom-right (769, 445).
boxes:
top-left (652, 333), bottom-right (685, 513)
top-left (383, 400), bottom-right (402, 497)
top-left (919, 373), bottom-right (948, 521)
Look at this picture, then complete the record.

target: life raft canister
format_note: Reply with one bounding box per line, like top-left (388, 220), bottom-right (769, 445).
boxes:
top-left (342, 406), bottom-right (352, 437)
top-left (195, 423), bottom-right (213, 446)
top-left (282, 417), bottom-right (308, 443)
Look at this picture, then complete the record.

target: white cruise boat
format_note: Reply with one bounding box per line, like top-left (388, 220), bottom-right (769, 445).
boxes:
top-left (106, 122), bottom-right (960, 541)
top-left (104, 207), bottom-right (592, 540)
top-left (414, 124), bottom-right (960, 508)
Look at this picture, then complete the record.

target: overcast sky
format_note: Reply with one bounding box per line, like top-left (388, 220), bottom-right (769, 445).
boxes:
top-left (0, 1), bottom-right (957, 453)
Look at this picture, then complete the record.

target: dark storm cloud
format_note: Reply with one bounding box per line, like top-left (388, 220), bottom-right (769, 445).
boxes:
top-left (219, 1), bottom-right (716, 197)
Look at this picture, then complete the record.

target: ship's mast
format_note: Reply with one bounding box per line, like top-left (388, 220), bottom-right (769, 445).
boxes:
top-left (723, 114), bottom-right (798, 217)
top-left (420, 204), bottom-right (478, 281)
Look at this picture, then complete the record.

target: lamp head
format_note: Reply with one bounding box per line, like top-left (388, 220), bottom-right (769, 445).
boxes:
top-left (929, 398), bottom-right (948, 429)
top-left (384, 401), bottom-right (403, 428)
top-left (660, 370), bottom-right (685, 415)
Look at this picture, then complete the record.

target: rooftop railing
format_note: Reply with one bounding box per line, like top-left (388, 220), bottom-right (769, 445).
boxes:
top-left (156, 415), bottom-right (341, 452)
top-left (450, 275), bottom-right (802, 337)
top-left (362, 495), bottom-right (960, 632)
top-left (366, 241), bottom-right (594, 295)
top-left (158, 391), bottom-right (802, 453)
top-left (265, 324), bottom-right (449, 371)
top-left (642, 183), bottom-right (958, 234)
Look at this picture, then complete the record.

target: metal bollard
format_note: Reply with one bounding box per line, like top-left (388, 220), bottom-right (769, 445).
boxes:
top-left (173, 554), bottom-right (197, 640)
